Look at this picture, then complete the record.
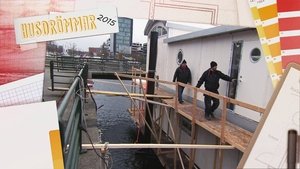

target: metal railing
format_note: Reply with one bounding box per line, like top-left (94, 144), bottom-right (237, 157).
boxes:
top-left (47, 55), bottom-right (143, 72)
top-left (57, 63), bottom-right (88, 169)
top-left (49, 60), bottom-right (83, 91)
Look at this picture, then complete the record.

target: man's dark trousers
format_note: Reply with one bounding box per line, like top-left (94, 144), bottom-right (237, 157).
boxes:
top-left (204, 94), bottom-right (219, 118)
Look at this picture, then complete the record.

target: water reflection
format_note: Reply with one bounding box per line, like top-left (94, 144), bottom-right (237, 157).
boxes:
top-left (94, 80), bottom-right (164, 169)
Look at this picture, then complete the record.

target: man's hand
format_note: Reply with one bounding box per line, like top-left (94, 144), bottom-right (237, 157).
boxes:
top-left (231, 79), bottom-right (237, 83)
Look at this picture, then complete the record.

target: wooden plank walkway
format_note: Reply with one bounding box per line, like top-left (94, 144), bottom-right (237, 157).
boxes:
top-left (155, 89), bottom-right (253, 152)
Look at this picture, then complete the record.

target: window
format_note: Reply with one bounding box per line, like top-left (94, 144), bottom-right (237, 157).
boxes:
top-left (250, 48), bottom-right (261, 63)
top-left (177, 50), bottom-right (183, 65)
top-left (152, 25), bottom-right (168, 36)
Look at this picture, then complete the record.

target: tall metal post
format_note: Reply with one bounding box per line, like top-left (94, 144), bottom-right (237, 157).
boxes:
top-left (287, 130), bottom-right (297, 169)
top-left (50, 61), bottom-right (54, 91)
top-left (144, 31), bottom-right (158, 143)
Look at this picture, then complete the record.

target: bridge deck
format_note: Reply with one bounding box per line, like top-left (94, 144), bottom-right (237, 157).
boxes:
top-left (155, 88), bottom-right (253, 152)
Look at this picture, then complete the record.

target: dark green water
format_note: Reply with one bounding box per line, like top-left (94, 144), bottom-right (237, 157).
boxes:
top-left (94, 80), bottom-right (164, 169)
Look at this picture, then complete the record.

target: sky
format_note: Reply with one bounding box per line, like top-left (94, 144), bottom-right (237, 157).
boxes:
top-left (55, 19), bottom-right (148, 51)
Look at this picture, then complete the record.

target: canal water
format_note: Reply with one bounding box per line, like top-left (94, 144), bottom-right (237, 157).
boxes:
top-left (93, 80), bottom-right (164, 169)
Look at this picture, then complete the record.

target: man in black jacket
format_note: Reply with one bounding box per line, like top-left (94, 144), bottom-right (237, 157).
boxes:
top-left (173, 59), bottom-right (191, 104)
top-left (196, 61), bottom-right (236, 120)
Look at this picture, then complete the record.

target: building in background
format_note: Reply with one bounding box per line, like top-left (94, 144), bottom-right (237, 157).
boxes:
top-left (131, 43), bottom-right (143, 54)
top-left (88, 47), bottom-right (101, 56)
top-left (110, 17), bottom-right (133, 56)
top-left (142, 43), bottom-right (147, 57)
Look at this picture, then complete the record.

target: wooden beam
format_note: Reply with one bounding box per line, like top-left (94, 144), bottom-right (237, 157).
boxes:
top-left (117, 73), bottom-right (175, 85)
top-left (48, 87), bottom-right (173, 99)
top-left (177, 82), bottom-right (265, 113)
top-left (189, 88), bottom-right (198, 169)
top-left (81, 143), bottom-right (234, 149)
top-left (227, 97), bottom-right (265, 113)
top-left (131, 97), bottom-right (173, 108)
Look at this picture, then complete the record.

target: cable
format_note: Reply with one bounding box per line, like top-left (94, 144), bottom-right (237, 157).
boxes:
top-left (74, 75), bottom-right (100, 113)
top-left (75, 74), bottom-right (113, 169)
top-left (80, 127), bottom-right (110, 168)
top-left (86, 83), bottom-right (100, 112)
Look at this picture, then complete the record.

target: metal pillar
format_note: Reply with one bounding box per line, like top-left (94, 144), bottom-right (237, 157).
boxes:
top-left (144, 31), bottom-right (158, 143)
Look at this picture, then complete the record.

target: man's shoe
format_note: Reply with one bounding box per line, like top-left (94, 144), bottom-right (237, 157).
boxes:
top-left (179, 100), bottom-right (184, 104)
top-left (205, 115), bottom-right (211, 121)
top-left (210, 113), bottom-right (215, 119)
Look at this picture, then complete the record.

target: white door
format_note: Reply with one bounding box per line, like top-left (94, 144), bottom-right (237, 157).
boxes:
top-left (235, 41), bottom-right (273, 122)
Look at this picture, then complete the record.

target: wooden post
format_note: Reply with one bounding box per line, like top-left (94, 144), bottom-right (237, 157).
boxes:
top-left (213, 138), bottom-right (219, 169)
top-left (218, 97), bottom-right (228, 169)
top-left (158, 106), bottom-right (164, 154)
top-left (174, 107), bottom-right (182, 169)
top-left (131, 66), bottom-right (134, 117)
top-left (189, 88), bottom-right (198, 169)
top-left (175, 83), bottom-right (178, 111)
top-left (220, 97), bottom-right (228, 143)
top-left (99, 149), bottom-right (107, 169)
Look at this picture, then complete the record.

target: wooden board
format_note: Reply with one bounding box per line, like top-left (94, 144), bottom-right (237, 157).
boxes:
top-left (49, 87), bottom-right (173, 99)
top-left (238, 63), bottom-right (300, 168)
top-left (158, 92), bottom-right (253, 152)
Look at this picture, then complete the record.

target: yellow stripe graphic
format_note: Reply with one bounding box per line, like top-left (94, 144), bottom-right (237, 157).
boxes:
top-left (249, 2), bottom-right (280, 87)
top-left (49, 130), bottom-right (64, 169)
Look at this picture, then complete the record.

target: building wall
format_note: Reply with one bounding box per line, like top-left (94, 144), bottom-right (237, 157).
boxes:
top-left (149, 26), bottom-right (273, 168)
top-left (155, 29), bottom-right (273, 119)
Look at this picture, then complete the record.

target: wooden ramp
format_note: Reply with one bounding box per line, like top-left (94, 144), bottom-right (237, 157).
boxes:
top-left (156, 89), bottom-right (253, 152)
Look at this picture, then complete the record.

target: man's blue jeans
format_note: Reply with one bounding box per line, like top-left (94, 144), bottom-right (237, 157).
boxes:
top-left (178, 86), bottom-right (185, 102)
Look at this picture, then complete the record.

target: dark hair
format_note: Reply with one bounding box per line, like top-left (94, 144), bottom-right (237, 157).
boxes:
top-left (182, 59), bottom-right (187, 64)
top-left (210, 61), bottom-right (217, 68)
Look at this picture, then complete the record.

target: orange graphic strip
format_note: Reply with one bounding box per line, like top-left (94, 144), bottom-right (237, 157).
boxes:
top-left (249, 2), bottom-right (279, 87)
top-left (269, 42), bottom-right (281, 57)
top-left (258, 4), bottom-right (278, 21)
top-left (257, 2), bottom-right (283, 76)
top-left (264, 23), bottom-right (279, 39)
top-left (49, 130), bottom-right (64, 169)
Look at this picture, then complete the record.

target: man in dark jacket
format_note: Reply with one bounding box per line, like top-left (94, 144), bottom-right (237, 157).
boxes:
top-left (173, 59), bottom-right (191, 104)
top-left (196, 61), bottom-right (236, 120)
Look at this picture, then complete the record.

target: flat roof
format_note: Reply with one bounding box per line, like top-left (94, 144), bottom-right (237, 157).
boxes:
top-left (164, 25), bottom-right (253, 43)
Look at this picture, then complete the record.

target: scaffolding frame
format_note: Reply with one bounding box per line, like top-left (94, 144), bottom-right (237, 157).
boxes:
top-left (117, 68), bottom-right (265, 169)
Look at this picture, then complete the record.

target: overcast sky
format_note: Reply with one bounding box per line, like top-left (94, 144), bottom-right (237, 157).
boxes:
top-left (55, 19), bottom-right (148, 51)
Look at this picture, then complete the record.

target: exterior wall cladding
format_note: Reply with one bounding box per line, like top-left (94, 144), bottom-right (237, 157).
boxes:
top-left (151, 28), bottom-right (272, 169)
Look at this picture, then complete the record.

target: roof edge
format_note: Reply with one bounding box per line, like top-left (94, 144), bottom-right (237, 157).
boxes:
top-left (164, 25), bottom-right (254, 44)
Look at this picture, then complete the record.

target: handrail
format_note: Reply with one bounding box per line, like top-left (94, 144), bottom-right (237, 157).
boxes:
top-left (116, 73), bottom-right (266, 113)
top-left (116, 73), bottom-right (266, 146)
top-left (175, 81), bottom-right (266, 146)
top-left (177, 82), bottom-right (265, 113)
top-left (57, 63), bottom-right (88, 169)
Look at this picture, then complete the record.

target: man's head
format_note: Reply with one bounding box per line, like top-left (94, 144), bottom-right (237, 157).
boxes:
top-left (181, 59), bottom-right (187, 67)
top-left (210, 61), bottom-right (217, 70)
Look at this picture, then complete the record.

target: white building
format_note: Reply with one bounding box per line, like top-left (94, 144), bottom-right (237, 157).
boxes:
top-left (144, 20), bottom-right (274, 169)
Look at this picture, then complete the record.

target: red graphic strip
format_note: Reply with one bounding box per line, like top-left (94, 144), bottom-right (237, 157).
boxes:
top-left (279, 17), bottom-right (300, 31)
top-left (277, 0), bottom-right (300, 12)
top-left (282, 55), bottom-right (300, 68)
top-left (280, 36), bottom-right (300, 50)
top-left (277, 0), bottom-right (300, 68)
